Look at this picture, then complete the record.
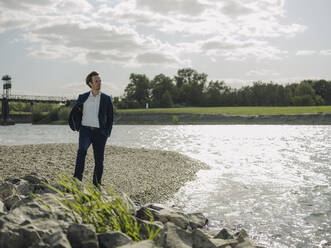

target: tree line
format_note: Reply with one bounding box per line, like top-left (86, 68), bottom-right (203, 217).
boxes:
top-left (115, 68), bottom-right (331, 108)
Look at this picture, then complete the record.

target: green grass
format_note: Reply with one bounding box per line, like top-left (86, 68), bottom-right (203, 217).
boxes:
top-left (118, 106), bottom-right (331, 115)
top-left (34, 175), bottom-right (160, 241)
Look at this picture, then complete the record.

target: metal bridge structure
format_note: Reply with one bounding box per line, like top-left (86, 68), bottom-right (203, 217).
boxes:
top-left (1, 75), bottom-right (76, 124)
top-left (0, 94), bottom-right (76, 104)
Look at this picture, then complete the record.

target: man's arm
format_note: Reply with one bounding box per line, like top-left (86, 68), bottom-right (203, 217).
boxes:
top-left (68, 94), bottom-right (83, 131)
top-left (106, 95), bottom-right (114, 137)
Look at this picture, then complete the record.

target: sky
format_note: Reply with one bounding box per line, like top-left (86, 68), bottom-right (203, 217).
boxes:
top-left (0, 0), bottom-right (330, 98)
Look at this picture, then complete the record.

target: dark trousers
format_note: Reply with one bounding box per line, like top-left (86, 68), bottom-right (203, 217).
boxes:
top-left (74, 126), bottom-right (108, 186)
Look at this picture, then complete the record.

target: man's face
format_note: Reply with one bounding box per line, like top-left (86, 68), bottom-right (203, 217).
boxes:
top-left (89, 75), bottom-right (101, 91)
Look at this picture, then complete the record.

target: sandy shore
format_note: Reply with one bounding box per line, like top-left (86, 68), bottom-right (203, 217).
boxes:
top-left (0, 144), bottom-right (208, 203)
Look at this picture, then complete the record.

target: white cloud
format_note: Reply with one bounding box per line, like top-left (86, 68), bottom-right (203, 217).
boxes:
top-left (59, 81), bottom-right (125, 97)
top-left (0, 0), bottom-right (306, 66)
top-left (296, 50), bottom-right (331, 56)
top-left (180, 37), bottom-right (287, 61)
top-left (296, 50), bottom-right (317, 56)
top-left (136, 0), bottom-right (208, 15)
top-left (320, 50), bottom-right (331, 56)
top-left (245, 70), bottom-right (280, 77)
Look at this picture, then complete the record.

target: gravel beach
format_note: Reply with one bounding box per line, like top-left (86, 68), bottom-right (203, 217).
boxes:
top-left (0, 144), bottom-right (208, 203)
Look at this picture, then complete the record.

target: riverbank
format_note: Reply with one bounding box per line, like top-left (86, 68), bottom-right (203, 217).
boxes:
top-left (2, 112), bottom-right (331, 125)
top-left (115, 112), bottom-right (331, 125)
top-left (0, 144), bottom-right (208, 203)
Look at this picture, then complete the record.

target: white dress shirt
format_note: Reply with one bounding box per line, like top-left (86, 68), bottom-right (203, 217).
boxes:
top-left (81, 91), bottom-right (101, 128)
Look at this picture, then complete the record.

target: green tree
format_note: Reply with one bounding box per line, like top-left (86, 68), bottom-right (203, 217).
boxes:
top-left (160, 90), bottom-right (174, 107)
top-left (174, 68), bottom-right (207, 106)
top-left (150, 74), bottom-right (174, 107)
top-left (122, 73), bottom-right (150, 108)
top-left (311, 80), bottom-right (331, 105)
top-left (205, 80), bottom-right (227, 106)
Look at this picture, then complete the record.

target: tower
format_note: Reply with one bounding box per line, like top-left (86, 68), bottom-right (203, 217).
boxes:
top-left (2, 74), bottom-right (12, 98)
top-left (1, 75), bottom-right (12, 123)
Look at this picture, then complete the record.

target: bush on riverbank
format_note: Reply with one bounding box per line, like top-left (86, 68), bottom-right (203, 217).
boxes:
top-left (38, 175), bottom-right (160, 241)
top-left (31, 105), bottom-right (71, 124)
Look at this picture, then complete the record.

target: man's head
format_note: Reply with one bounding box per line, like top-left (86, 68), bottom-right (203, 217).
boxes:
top-left (86, 71), bottom-right (101, 91)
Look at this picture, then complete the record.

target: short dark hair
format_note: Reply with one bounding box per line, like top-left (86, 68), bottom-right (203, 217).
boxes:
top-left (86, 71), bottom-right (99, 88)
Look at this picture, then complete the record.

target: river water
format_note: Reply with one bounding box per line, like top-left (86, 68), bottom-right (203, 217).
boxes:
top-left (0, 124), bottom-right (330, 248)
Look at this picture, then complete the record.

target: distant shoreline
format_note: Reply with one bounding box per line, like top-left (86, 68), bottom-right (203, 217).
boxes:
top-left (1, 112), bottom-right (331, 125)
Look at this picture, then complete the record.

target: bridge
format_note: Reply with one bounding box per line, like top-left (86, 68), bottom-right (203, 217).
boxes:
top-left (0, 94), bottom-right (76, 125)
top-left (0, 94), bottom-right (76, 104)
top-left (0, 75), bottom-right (78, 124)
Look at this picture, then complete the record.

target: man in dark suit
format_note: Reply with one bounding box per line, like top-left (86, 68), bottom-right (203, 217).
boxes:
top-left (69, 71), bottom-right (114, 186)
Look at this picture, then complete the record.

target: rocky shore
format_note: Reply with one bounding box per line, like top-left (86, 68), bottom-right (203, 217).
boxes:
top-left (0, 144), bottom-right (208, 203)
top-left (0, 173), bottom-right (263, 248)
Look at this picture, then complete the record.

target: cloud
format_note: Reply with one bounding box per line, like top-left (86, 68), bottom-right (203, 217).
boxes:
top-left (296, 50), bottom-right (317, 56)
top-left (245, 70), bottom-right (280, 77)
top-left (136, 0), bottom-right (208, 15)
top-left (59, 81), bottom-right (125, 97)
top-left (320, 50), bottom-right (331, 56)
top-left (0, 0), bottom-right (306, 65)
top-left (296, 50), bottom-right (331, 56)
top-left (221, 0), bottom-right (254, 17)
top-left (181, 37), bottom-right (287, 61)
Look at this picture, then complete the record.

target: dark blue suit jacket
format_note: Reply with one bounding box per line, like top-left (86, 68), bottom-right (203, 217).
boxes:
top-left (69, 92), bottom-right (114, 137)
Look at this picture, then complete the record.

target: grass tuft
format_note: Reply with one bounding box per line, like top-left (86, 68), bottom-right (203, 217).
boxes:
top-left (34, 175), bottom-right (160, 241)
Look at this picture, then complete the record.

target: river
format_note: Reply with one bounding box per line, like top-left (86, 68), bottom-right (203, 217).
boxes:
top-left (0, 124), bottom-right (330, 248)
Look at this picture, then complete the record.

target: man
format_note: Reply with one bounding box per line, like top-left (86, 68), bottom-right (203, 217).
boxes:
top-left (69, 71), bottom-right (114, 186)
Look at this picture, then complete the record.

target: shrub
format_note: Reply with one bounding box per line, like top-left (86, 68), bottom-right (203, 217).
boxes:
top-left (41, 176), bottom-right (160, 241)
top-left (58, 107), bottom-right (71, 121)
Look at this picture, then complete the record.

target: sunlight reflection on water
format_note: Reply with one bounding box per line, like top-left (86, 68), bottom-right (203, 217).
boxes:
top-left (0, 124), bottom-right (330, 248)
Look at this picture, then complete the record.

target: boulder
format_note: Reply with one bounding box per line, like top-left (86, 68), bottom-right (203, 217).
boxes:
top-left (209, 238), bottom-right (238, 248)
top-left (213, 228), bottom-right (234, 240)
top-left (0, 182), bottom-right (16, 200)
top-left (4, 178), bottom-right (21, 185)
top-left (67, 223), bottom-right (99, 248)
top-left (187, 213), bottom-right (208, 229)
top-left (0, 224), bottom-right (42, 248)
top-left (192, 228), bottom-right (217, 248)
top-left (118, 240), bottom-right (159, 248)
top-left (0, 200), bottom-right (5, 215)
top-left (3, 194), bottom-right (21, 210)
top-left (137, 204), bottom-right (190, 230)
top-left (16, 183), bottom-right (50, 196)
top-left (136, 217), bottom-right (164, 240)
top-left (30, 231), bottom-right (71, 248)
top-left (119, 192), bottom-right (137, 216)
top-left (156, 222), bottom-right (193, 248)
top-left (23, 172), bottom-right (49, 185)
top-left (98, 231), bottom-right (133, 248)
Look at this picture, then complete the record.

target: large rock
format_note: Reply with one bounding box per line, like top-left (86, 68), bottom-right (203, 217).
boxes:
top-left (0, 182), bottom-right (16, 200)
top-left (16, 183), bottom-right (50, 196)
top-left (136, 218), bottom-right (164, 240)
top-left (137, 204), bottom-right (190, 230)
top-left (234, 229), bottom-right (255, 248)
top-left (187, 213), bottom-right (208, 229)
top-left (192, 229), bottom-right (239, 248)
top-left (192, 228), bottom-right (217, 248)
top-left (98, 231), bottom-right (133, 248)
top-left (0, 224), bottom-right (43, 248)
top-left (213, 228), bottom-right (234, 240)
top-left (3, 194), bottom-right (21, 210)
top-left (67, 223), bottom-right (99, 248)
top-left (30, 231), bottom-right (71, 248)
top-left (0, 200), bottom-right (5, 215)
top-left (119, 192), bottom-right (137, 216)
top-left (118, 240), bottom-right (159, 248)
top-left (23, 172), bottom-right (49, 185)
top-left (156, 222), bottom-right (193, 248)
